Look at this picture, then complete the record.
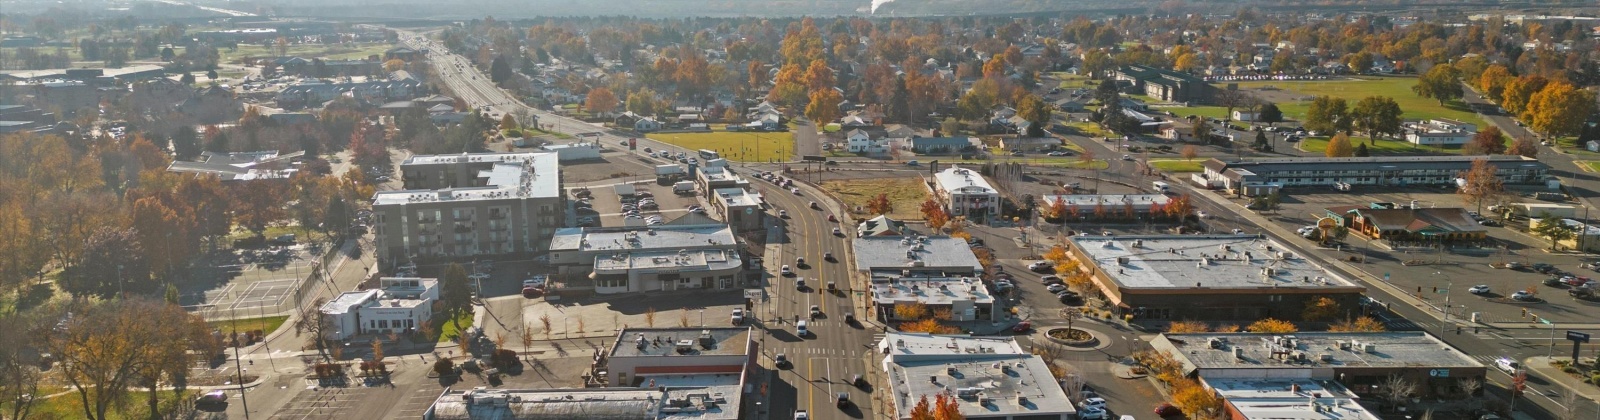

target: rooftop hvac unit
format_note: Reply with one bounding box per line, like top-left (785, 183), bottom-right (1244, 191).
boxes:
top-left (1339, 341), bottom-right (1352, 351)
top-left (1017, 395), bottom-right (1029, 405)
top-left (947, 367), bottom-right (957, 375)
top-left (1277, 251), bottom-right (1292, 260)
top-left (1363, 343), bottom-right (1376, 353)
top-left (957, 387), bottom-right (982, 397)
top-left (1320, 354), bottom-right (1334, 362)
top-left (1132, 239), bottom-right (1143, 248)
top-left (1233, 347), bottom-right (1245, 359)
top-left (1117, 257), bottom-right (1130, 265)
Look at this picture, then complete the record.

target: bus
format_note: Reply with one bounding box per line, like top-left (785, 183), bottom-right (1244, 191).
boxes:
top-left (698, 149), bottom-right (720, 160)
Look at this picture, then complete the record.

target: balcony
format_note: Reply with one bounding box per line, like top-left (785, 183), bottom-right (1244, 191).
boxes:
top-left (490, 225), bottom-right (508, 232)
top-left (455, 215), bottom-right (475, 221)
top-left (489, 212), bottom-right (507, 220)
top-left (453, 223), bottom-right (474, 234)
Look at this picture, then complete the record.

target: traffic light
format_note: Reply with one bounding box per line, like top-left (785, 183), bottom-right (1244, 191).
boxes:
top-left (1531, 314), bottom-right (1540, 323)
top-left (1522, 308), bottom-right (1529, 317)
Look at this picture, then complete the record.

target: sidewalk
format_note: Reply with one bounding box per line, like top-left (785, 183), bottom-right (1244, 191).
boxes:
top-left (1525, 356), bottom-right (1600, 401)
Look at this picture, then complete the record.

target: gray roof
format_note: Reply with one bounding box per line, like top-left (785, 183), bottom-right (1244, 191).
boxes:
top-left (428, 385), bottom-right (741, 420)
top-left (1207, 155), bottom-right (1551, 175)
top-left (854, 235), bottom-right (981, 273)
top-left (1069, 235), bottom-right (1360, 290)
top-left (549, 224), bottom-right (736, 253)
top-left (1150, 332), bottom-right (1483, 374)
top-left (877, 333), bottom-right (1074, 419)
top-left (609, 328), bottom-right (751, 358)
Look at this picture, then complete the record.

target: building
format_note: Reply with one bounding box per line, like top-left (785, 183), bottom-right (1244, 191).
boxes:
top-left (694, 166), bottom-right (747, 196)
top-left (1404, 118), bottom-right (1479, 146)
top-left (1200, 156), bottom-right (1552, 190)
top-left (1065, 235), bottom-right (1364, 321)
top-left (910, 137), bottom-right (977, 154)
top-left (426, 385), bottom-right (740, 420)
top-left (541, 142), bottom-right (603, 161)
top-left (876, 333), bottom-right (1076, 420)
top-left (857, 215), bottom-right (909, 237)
top-left (547, 224), bottom-right (745, 293)
top-left (320, 277), bottom-right (438, 340)
top-left (846, 128), bottom-right (890, 156)
top-left (1209, 378), bottom-right (1379, 420)
top-left (998, 137), bottom-right (1060, 152)
top-left (855, 235), bottom-right (983, 279)
top-left (635, 117), bottom-right (664, 132)
top-left (932, 166), bottom-right (1000, 222)
top-left (872, 277), bottom-right (997, 321)
top-left (604, 327), bottom-right (755, 388)
top-left (1039, 194), bottom-right (1172, 217)
top-left (372, 152), bottom-right (563, 264)
top-left (1112, 65), bottom-right (1217, 104)
top-left (1323, 205), bottom-right (1487, 242)
top-left (166, 150), bottom-right (304, 182)
top-left (710, 188), bottom-right (764, 232)
top-left (273, 77), bottom-right (423, 109)
top-left (1531, 218), bottom-right (1600, 253)
top-left (1150, 332), bottom-right (1486, 398)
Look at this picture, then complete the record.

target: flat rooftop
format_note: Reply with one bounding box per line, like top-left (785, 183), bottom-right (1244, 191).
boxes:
top-left (610, 328), bottom-right (751, 358)
top-left (320, 290), bottom-right (428, 315)
top-left (877, 333), bottom-right (1073, 419)
top-left (550, 224), bottom-right (737, 253)
top-left (1151, 332), bottom-right (1483, 373)
top-left (871, 277), bottom-right (993, 306)
top-left (854, 235), bottom-right (982, 273)
top-left (1070, 235), bottom-right (1359, 290)
top-left (427, 382), bottom-right (741, 420)
top-left (933, 166), bottom-right (996, 194)
top-left (373, 153), bottom-right (559, 205)
top-left (593, 249), bottom-right (741, 273)
top-left (712, 188), bottom-right (761, 207)
top-left (1209, 378), bottom-right (1378, 420)
top-left (1040, 194), bottom-right (1170, 208)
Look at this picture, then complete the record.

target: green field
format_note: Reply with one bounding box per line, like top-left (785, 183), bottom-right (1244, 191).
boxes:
top-left (1149, 160), bottom-right (1206, 172)
top-left (822, 178), bottom-right (931, 221)
top-left (218, 43), bottom-right (393, 65)
top-left (1228, 76), bottom-right (1481, 125)
top-left (951, 157), bottom-right (1108, 169)
top-left (1051, 73), bottom-right (1093, 89)
top-left (212, 315), bottom-right (289, 336)
top-left (1062, 121), bottom-right (1112, 138)
top-left (432, 311), bottom-right (476, 344)
top-left (15, 389), bottom-right (192, 420)
top-left (1295, 136), bottom-right (1449, 156)
top-left (647, 130), bottom-right (794, 162)
top-left (1577, 161), bottom-right (1600, 173)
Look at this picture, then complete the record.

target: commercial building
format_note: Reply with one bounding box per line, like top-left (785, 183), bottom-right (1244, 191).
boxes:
top-left (1150, 332), bottom-right (1486, 398)
top-left (694, 165), bottom-right (747, 196)
top-left (1210, 378), bottom-right (1379, 420)
top-left (855, 235), bottom-right (984, 279)
top-left (909, 136), bottom-right (977, 154)
top-left (601, 327), bottom-right (756, 388)
top-left (876, 333), bottom-right (1076, 420)
top-left (1200, 156), bottom-right (1553, 190)
top-left (1404, 118), bottom-right (1478, 146)
top-left (166, 150), bottom-right (304, 182)
top-left (320, 277), bottom-right (438, 340)
top-left (372, 152), bottom-right (563, 264)
top-left (1112, 65), bottom-right (1217, 104)
top-left (871, 277), bottom-right (997, 322)
top-left (857, 215), bottom-right (909, 237)
top-left (710, 188), bottom-right (764, 232)
top-left (931, 166), bottom-right (1000, 222)
top-left (540, 142), bottom-right (602, 161)
top-left (1531, 218), bottom-right (1600, 253)
top-left (1039, 194), bottom-right (1173, 217)
top-left (547, 224), bottom-right (746, 293)
top-left (1324, 205), bottom-right (1487, 242)
top-left (425, 384), bottom-right (741, 420)
top-left (1065, 235), bottom-right (1364, 321)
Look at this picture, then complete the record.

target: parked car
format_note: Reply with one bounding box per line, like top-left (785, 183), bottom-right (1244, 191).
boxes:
top-left (1154, 403), bottom-right (1182, 417)
top-left (1511, 290), bottom-right (1537, 301)
top-left (1028, 261), bottom-right (1054, 273)
top-left (1041, 275), bottom-right (1062, 284)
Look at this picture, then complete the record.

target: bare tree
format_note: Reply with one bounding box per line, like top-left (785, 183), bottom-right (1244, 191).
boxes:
top-left (521, 323), bottom-right (534, 350)
top-left (539, 314), bottom-right (552, 338)
top-left (679, 308), bottom-right (690, 327)
top-left (1380, 374), bottom-right (1418, 408)
top-left (0, 310), bottom-right (45, 420)
top-left (1457, 377), bottom-right (1482, 401)
top-left (294, 298), bottom-right (335, 358)
top-left (1215, 88), bottom-right (1257, 124)
top-left (1557, 391), bottom-right (1581, 420)
top-left (645, 307), bottom-right (657, 327)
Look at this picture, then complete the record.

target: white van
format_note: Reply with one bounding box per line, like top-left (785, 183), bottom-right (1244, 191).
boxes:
top-left (1495, 357), bottom-right (1520, 373)
top-left (796, 320), bottom-right (808, 336)
top-left (1152, 181), bottom-right (1170, 193)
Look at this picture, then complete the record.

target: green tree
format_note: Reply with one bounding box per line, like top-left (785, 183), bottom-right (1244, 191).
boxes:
top-left (1354, 143), bottom-right (1370, 157)
top-left (170, 126), bottom-right (201, 161)
top-left (1304, 96), bottom-right (1347, 135)
top-left (440, 263), bottom-right (474, 331)
top-left (1016, 94), bottom-right (1051, 137)
top-left (1412, 65), bottom-right (1463, 105)
top-left (1256, 102), bottom-right (1283, 126)
top-left (1350, 96), bottom-right (1402, 144)
top-left (957, 79), bottom-right (1001, 121)
top-left (1532, 213), bottom-right (1577, 251)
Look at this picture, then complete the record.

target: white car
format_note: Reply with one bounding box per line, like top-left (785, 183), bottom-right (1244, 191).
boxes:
top-left (1196, 211), bottom-right (1209, 219)
top-left (1079, 407), bottom-right (1108, 420)
top-left (780, 265), bottom-right (792, 275)
top-left (779, 210), bottom-right (789, 218)
top-left (1047, 284), bottom-right (1068, 293)
top-left (1511, 290), bottom-right (1536, 301)
top-left (1468, 285), bottom-right (1491, 295)
top-left (1080, 397), bottom-right (1108, 410)
top-left (1028, 261), bottom-right (1054, 272)
top-left (832, 227), bottom-right (842, 236)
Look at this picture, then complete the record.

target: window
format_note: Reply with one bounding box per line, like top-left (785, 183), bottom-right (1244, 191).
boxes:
top-left (598, 277), bottom-right (627, 288)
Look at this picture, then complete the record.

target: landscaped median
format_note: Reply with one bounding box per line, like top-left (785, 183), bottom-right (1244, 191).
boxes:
top-left (1576, 161), bottom-right (1600, 173)
top-left (1148, 160), bottom-right (1206, 173)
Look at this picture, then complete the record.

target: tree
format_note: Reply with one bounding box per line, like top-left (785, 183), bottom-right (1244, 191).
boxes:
top-left (867, 193), bottom-right (893, 215)
top-left (1180, 145), bottom-right (1199, 161)
top-left (934, 393), bottom-right (964, 420)
top-left (1502, 75), bottom-right (1548, 116)
top-left (1476, 64), bottom-right (1514, 101)
top-left (910, 396), bottom-right (934, 420)
top-left (802, 59), bottom-right (834, 92)
top-left (645, 307), bottom-right (657, 327)
top-left (1324, 132), bottom-right (1354, 157)
top-left (204, 130), bottom-right (230, 153)
top-left (1329, 316), bottom-right (1387, 332)
top-left (440, 263), bottom-right (473, 331)
top-left (982, 55), bottom-right (1007, 79)
top-left (921, 198), bottom-right (949, 228)
top-left (1253, 129), bottom-right (1271, 151)
top-left (1525, 81), bottom-right (1597, 138)
top-left (1215, 89), bottom-right (1255, 125)
top-left (585, 87), bottom-right (619, 115)
top-left (894, 302), bottom-right (929, 320)
top-left (1301, 297), bottom-right (1342, 322)
top-left (1412, 65), bottom-right (1463, 105)
top-left (1304, 96), bottom-right (1347, 135)
top-left (489, 55), bottom-right (513, 85)
top-left (171, 126), bottom-right (200, 160)
top-left (804, 88), bottom-right (843, 127)
top-left (1245, 318), bottom-right (1298, 333)
top-left (1351, 96), bottom-right (1402, 143)
top-left (1166, 321), bottom-right (1210, 333)
top-left (44, 299), bottom-right (213, 420)
top-left (1172, 379), bottom-right (1225, 420)
top-left (1508, 136), bottom-right (1539, 158)
top-left (1354, 143), bottom-right (1370, 157)
top-left (295, 298), bottom-right (335, 358)
top-left (1458, 159), bottom-right (1503, 214)
top-left (1380, 374), bottom-right (1418, 407)
top-left (1465, 126), bottom-right (1506, 155)
top-left (1016, 94), bottom-right (1051, 137)
top-left (1532, 213), bottom-right (1577, 251)
top-left (900, 318), bottom-right (958, 334)
top-left (0, 308), bottom-right (44, 420)
top-left (61, 226), bottom-right (149, 299)
top-left (1257, 102), bottom-right (1284, 126)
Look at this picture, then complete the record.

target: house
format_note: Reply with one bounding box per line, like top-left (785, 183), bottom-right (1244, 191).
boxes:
top-left (1323, 205), bottom-right (1487, 242)
top-left (1052, 96), bottom-right (1088, 112)
top-left (1231, 110), bottom-right (1259, 122)
top-left (998, 137), bottom-right (1060, 152)
top-left (634, 117), bottom-right (663, 132)
top-left (909, 137), bottom-right (976, 155)
top-left (1066, 235), bottom-right (1365, 322)
top-left (932, 166), bottom-right (1000, 222)
top-left (846, 128), bottom-right (890, 156)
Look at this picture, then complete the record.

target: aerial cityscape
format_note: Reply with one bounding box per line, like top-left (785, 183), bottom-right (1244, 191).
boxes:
top-left (3, 1), bottom-right (1600, 419)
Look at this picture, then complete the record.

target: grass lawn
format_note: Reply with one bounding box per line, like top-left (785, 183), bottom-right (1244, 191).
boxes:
top-left (432, 311), bottom-right (476, 344)
top-left (1051, 73), bottom-right (1093, 89)
top-left (19, 389), bottom-right (192, 420)
top-left (226, 224), bottom-right (321, 243)
top-left (1296, 136), bottom-right (1448, 156)
top-left (821, 178), bottom-right (930, 221)
top-left (1063, 120), bottom-right (1112, 138)
top-left (1149, 160), bottom-right (1206, 173)
top-left (1577, 161), bottom-right (1600, 173)
top-left (647, 130), bottom-right (794, 162)
top-left (219, 43), bottom-right (392, 65)
top-left (950, 157), bottom-right (1108, 169)
top-left (1228, 76), bottom-right (1480, 125)
top-left (212, 315), bottom-right (289, 336)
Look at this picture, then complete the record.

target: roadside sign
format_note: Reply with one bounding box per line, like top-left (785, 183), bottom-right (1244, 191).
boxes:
top-left (1567, 331), bottom-right (1591, 343)
top-left (1540, 319), bottom-right (1553, 325)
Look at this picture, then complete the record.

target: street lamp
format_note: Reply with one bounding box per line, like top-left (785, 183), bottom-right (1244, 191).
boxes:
top-left (1434, 271), bottom-right (1452, 336)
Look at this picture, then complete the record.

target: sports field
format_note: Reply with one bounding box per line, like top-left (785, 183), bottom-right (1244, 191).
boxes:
top-left (1230, 76), bottom-right (1480, 124)
top-left (647, 129), bottom-right (793, 162)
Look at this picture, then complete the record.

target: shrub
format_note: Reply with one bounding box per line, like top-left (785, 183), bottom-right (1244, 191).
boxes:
top-left (1563, 366), bottom-right (1578, 374)
top-left (434, 358), bottom-right (455, 375)
top-left (1591, 373), bottom-right (1600, 384)
top-left (492, 349), bottom-right (519, 369)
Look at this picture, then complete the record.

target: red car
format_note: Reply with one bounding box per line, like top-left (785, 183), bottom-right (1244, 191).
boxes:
top-left (1011, 321), bottom-right (1032, 333)
top-left (521, 286), bottom-right (543, 298)
top-left (1154, 403), bottom-right (1182, 417)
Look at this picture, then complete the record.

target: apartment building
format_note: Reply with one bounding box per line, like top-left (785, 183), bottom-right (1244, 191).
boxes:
top-left (372, 152), bottom-right (563, 265)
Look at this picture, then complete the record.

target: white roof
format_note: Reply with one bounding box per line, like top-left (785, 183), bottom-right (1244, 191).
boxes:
top-left (1070, 235), bottom-right (1359, 290)
top-left (932, 166), bottom-right (996, 195)
top-left (870, 277), bottom-right (993, 306)
top-left (549, 224), bottom-right (737, 253)
top-left (373, 152), bottom-right (559, 205)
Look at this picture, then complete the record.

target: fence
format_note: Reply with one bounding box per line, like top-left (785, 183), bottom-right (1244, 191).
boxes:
top-left (186, 238), bottom-right (347, 322)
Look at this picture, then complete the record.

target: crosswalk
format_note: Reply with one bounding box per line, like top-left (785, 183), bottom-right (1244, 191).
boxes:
top-left (1382, 318), bottom-right (1435, 331)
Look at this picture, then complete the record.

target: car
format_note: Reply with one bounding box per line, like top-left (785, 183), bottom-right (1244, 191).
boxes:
top-left (791, 187), bottom-right (802, 195)
top-left (1563, 276), bottom-right (1593, 287)
top-left (824, 252), bottom-right (834, 262)
top-left (1532, 263), bottom-right (1557, 273)
top-left (1047, 151), bottom-right (1073, 156)
top-left (1080, 397), bottom-right (1108, 410)
top-left (1495, 357), bottom-right (1520, 373)
top-left (844, 313), bottom-right (857, 325)
top-left (832, 227), bottom-right (842, 236)
top-left (1196, 211), bottom-right (1209, 219)
top-left (1057, 291), bottom-right (1081, 302)
top-left (828, 214), bottom-right (837, 222)
top-left (1040, 275), bottom-right (1062, 284)
top-left (1511, 290), bottom-right (1536, 301)
top-left (835, 392), bottom-right (851, 408)
top-left (1121, 154), bottom-right (1133, 161)
top-left (691, 208), bottom-right (708, 215)
top-left (195, 391), bottom-right (228, 409)
top-left (643, 147), bottom-right (653, 153)
top-left (1079, 406), bottom-right (1108, 420)
top-left (1047, 284), bottom-right (1068, 293)
top-left (906, 160), bottom-right (919, 166)
top-left (1028, 261), bottom-right (1054, 273)
top-left (574, 201), bottom-right (593, 209)
top-left (779, 210), bottom-right (789, 218)
top-left (781, 265), bottom-right (792, 276)
top-left (796, 257), bottom-right (806, 266)
top-left (521, 286), bottom-right (543, 298)
top-left (776, 353), bottom-right (792, 369)
top-left (1011, 321), bottom-right (1032, 333)
top-left (731, 308), bottom-right (745, 324)
top-left (1468, 285), bottom-right (1491, 295)
top-left (796, 320), bottom-right (808, 336)
top-left (810, 201), bottom-right (819, 209)
top-left (850, 374), bottom-right (866, 388)
top-left (1154, 403), bottom-right (1182, 417)
top-left (810, 305), bottom-right (821, 317)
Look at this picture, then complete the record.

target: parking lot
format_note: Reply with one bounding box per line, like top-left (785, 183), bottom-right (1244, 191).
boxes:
top-left (572, 180), bottom-right (710, 228)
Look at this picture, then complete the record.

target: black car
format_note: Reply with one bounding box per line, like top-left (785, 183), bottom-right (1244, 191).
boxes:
top-left (836, 392), bottom-right (851, 408)
top-left (775, 353), bottom-right (791, 369)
